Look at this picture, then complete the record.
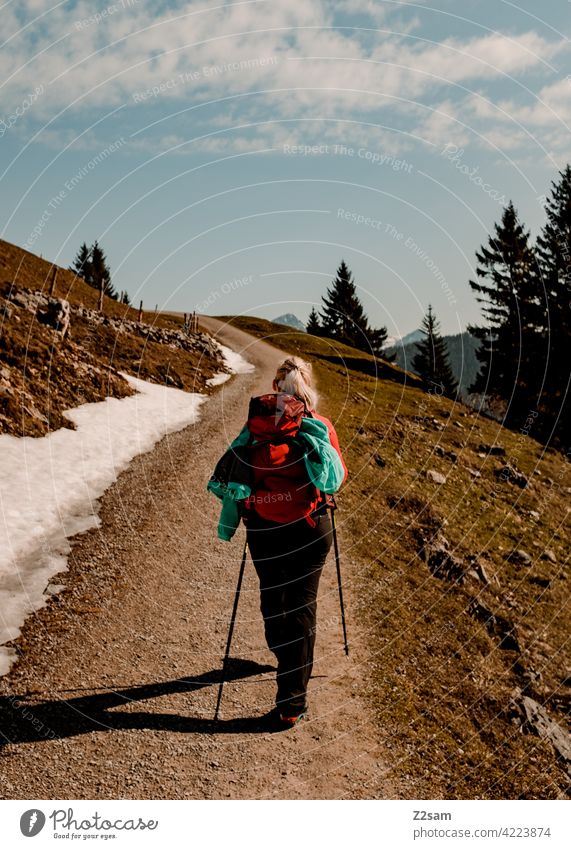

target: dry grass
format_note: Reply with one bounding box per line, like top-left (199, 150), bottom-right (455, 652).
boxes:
top-left (0, 240), bottom-right (223, 436)
top-left (219, 314), bottom-right (571, 800)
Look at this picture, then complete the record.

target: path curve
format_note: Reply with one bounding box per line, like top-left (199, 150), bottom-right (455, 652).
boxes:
top-left (0, 317), bottom-right (395, 800)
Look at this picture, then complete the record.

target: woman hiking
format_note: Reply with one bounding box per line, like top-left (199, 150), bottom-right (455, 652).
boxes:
top-left (207, 356), bottom-right (348, 728)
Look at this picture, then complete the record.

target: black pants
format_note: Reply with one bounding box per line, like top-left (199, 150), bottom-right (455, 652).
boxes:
top-left (245, 510), bottom-right (333, 714)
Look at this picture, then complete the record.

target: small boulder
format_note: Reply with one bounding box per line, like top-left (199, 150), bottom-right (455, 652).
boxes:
top-left (541, 549), bottom-right (557, 564)
top-left (506, 549), bottom-right (532, 565)
top-left (38, 297), bottom-right (71, 337)
top-left (479, 443), bottom-right (506, 456)
top-left (495, 462), bottom-right (529, 488)
top-left (426, 469), bottom-right (446, 485)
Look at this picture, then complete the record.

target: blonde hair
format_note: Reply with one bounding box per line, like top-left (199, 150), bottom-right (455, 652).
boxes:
top-left (274, 356), bottom-right (318, 411)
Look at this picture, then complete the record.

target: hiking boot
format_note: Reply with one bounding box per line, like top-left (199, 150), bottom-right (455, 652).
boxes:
top-left (278, 710), bottom-right (308, 728)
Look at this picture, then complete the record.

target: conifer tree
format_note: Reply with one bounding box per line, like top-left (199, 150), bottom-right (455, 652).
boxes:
top-left (319, 260), bottom-right (390, 356)
top-left (91, 241), bottom-right (117, 308)
top-left (71, 242), bottom-right (93, 286)
top-left (320, 260), bottom-right (367, 345)
top-left (306, 306), bottom-right (321, 335)
top-left (71, 241), bottom-right (117, 304)
top-left (535, 165), bottom-right (571, 441)
top-left (468, 201), bottom-right (542, 423)
top-left (412, 305), bottom-right (457, 397)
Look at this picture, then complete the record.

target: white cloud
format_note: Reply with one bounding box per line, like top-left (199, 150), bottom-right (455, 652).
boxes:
top-left (1, 0), bottom-right (568, 161)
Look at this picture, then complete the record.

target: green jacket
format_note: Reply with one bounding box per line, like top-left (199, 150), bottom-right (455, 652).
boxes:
top-left (207, 417), bottom-right (345, 541)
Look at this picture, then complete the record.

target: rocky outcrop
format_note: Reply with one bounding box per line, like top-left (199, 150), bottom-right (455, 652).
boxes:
top-left (418, 531), bottom-right (465, 582)
top-left (468, 600), bottom-right (520, 652)
top-left (4, 285), bottom-right (222, 359)
top-left (495, 462), bottom-right (529, 488)
top-left (38, 298), bottom-right (70, 337)
top-left (510, 695), bottom-right (571, 777)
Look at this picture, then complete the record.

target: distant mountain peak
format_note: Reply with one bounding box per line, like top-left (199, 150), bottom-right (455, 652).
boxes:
top-left (383, 327), bottom-right (424, 349)
top-left (272, 313), bottom-right (306, 332)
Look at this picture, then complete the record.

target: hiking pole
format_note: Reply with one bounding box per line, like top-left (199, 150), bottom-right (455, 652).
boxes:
top-left (329, 504), bottom-right (349, 656)
top-left (214, 537), bottom-right (248, 720)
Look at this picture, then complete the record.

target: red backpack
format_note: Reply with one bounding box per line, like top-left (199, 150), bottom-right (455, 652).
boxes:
top-left (243, 393), bottom-right (326, 526)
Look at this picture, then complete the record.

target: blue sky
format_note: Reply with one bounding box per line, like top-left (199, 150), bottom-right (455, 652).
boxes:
top-left (1, 0), bottom-right (570, 337)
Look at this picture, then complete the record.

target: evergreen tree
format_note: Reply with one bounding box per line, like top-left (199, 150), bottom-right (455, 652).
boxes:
top-left (120, 290), bottom-right (132, 306)
top-left (306, 306), bottom-right (321, 335)
top-left (320, 260), bottom-right (368, 345)
top-left (70, 242), bottom-right (93, 286)
top-left (71, 241), bottom-right (117, 303)
top-left (535, 165), bottom-right (571, 442)
top-left (412, 305), bottom-right (458, 397)
top-left (319, 260), bottom-right (390, 356)
top-left (367, 325), bottom-right (392, 359)
top-left (468, 201), bottom-right (542, 423)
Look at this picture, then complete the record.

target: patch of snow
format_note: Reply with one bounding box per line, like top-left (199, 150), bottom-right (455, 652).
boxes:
top-left (0, 374), bottom-right (208, 676)
top-left (206, 340), bottom-right (255, 387)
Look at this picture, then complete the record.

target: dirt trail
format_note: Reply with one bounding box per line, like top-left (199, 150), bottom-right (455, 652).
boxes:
top-left (0, 317), bottom-right (396, 800)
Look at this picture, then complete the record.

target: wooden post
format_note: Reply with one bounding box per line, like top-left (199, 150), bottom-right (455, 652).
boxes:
top-left (138, 300), bottom-right (143, 322)
top-left (98, 281), bottom-right (104, 312)
top-left (49, 266), bottom-right (58, 297)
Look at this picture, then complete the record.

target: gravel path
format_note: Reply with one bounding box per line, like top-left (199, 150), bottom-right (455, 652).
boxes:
top-left (0, 317), bottom-right (395, 800)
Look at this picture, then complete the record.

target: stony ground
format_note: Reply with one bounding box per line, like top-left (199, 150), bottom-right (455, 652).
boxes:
top-left (0, 317), bottom-right (401, 800)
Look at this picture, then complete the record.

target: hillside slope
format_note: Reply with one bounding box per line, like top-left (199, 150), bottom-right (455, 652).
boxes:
top-left (386, 330), bottom-right (481, 394)
top-left (0, 240), bottom-right (225, 436)
top-left (215, 314), bottom-right (571, 799)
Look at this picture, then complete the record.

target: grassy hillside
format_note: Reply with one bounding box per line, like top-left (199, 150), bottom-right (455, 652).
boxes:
top-left (0, 240), bottom-right (225, 436)
top-left (217, 314), bottom-right (571, 800)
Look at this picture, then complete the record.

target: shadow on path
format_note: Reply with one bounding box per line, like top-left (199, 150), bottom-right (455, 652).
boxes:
top-left (0, 659), bottom-right (283, 747)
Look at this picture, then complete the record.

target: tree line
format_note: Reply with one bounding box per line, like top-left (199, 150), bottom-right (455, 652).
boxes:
top-left (70, 241), bottom-right (131, 309)
top-left (306, 259), bottom-right (458, 397)
top-left (467, 164), bottom-right (571, 446)
top-left (306, 164), bottom-right (571, 447)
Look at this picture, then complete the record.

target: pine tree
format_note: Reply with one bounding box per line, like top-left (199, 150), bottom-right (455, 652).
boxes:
top-left (71, 241), bottom-right (117, 304)
top-left (320, 260), bottom-right (367, 345)
top-left (70, 242), bottom-right (93, 286)
top-left (367, 325), bottom-right (392, 359)
top-left (120, 290), bottom-right (132, 306)
top-left (535, 165), bottom-right (571, 442)
top-left (468, 201), bottom-right (543, 424)
top-left (306, 306), bottom-right (321, 335)
top-left (319, 260), bottom-right (390, 356)
top-left (412, 305), bottom-right (458, 397)
top-left (91, 241), bottom-right (117, 308)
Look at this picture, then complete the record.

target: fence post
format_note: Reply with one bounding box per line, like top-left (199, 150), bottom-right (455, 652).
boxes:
top-left (49, 266), bottom-right (58, 297)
